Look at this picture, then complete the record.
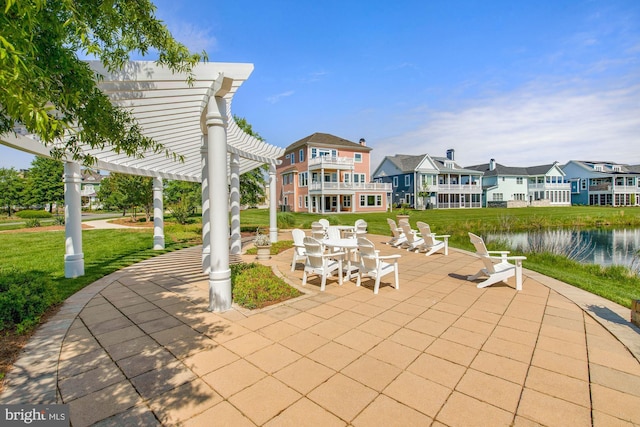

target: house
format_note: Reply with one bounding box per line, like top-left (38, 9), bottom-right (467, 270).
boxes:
top-left (466, 160), bottom-right (571, 207)
top-left (562, 160), bottom-right (640, 206)
top-left (372, 149), bottom-right (483, 209)
top-left (80, 169), bottom-right (104, 209)
top-left (275, 133), bottom-right (391, 213)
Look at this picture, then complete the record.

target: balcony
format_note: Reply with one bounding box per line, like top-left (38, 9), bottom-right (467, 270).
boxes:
top-left (528, 183), bottom-right (571, 191)
top-left (418, 184), bottom-right (483, 194)
top-left (308, 156), bottom-right (354, 170)
top-left (309, 182), bottom-right (392, 194)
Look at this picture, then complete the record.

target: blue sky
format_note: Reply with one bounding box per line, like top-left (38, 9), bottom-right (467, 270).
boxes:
top-left (2, 0), bottom-right (639, 171)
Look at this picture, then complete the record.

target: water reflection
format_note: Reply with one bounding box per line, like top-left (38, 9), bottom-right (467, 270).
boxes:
top-left (487, 228), bottom-right (640, 269)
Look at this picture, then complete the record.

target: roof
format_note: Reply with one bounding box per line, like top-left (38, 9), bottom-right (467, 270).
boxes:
top-left (284, 132), bottom-right (372, 152)
top-left (565, 160), bottom-right (639, 175)
top-left (1, 61), bottom-right (284, 182)
top-left (386, 154), bottom-right (425, 172)
top-left (466, 162), bottom-right (559, 177)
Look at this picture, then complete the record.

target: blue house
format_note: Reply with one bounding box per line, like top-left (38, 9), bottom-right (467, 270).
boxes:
top-left (562, 160), bottom-right (640, 206)
top-left (372, 149), bottom-right (483, 209)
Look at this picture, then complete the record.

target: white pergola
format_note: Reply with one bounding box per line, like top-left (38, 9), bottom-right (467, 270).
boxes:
top-left (0, 61), bottom-right (284, 311)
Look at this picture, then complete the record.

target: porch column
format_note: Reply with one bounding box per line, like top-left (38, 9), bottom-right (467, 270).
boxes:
top-left (269, 164), bottom-right (278, 243)
top-left (153, 177), bottom-right (165, 250)
top-left (63, 161), bottom-right (84, 278)
top-left (230, 153), bottom-right (241, 255)
top-left (201, 138), bottom-right (211, 273)
top-left (206, 96), bottom-right (231, 311)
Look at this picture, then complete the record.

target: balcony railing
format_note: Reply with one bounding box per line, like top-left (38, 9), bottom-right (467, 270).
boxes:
top-left (308, 156), bottom-right (354, 169)
top-left (309, 182), bottom-right (391, 192)
top-left (418, 184), bottom-right (483, 194)
top-left (528, 183), bottom-right (571, 191)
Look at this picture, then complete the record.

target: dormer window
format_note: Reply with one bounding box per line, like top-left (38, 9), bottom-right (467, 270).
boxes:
top-left (445, 161), bottom-right (454, 168)
top-left (594, 164), bottom-right (603, 171)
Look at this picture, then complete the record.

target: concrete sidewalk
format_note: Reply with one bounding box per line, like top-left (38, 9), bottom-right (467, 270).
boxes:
top-left (2, 233), bottom-right (640, 426)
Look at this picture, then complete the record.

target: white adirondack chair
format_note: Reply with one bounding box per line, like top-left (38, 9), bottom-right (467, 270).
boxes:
top-left (311, 221), bottom-right (326, 240)
top-left (467, 232), bottom-right (526, 290)
top-left (302, 237), bottom-right (344, 291)
top-left (290, 228), bottom-right (307, 271)
top-left (416, 221), bottom-right (449, 256)
top-left (385, 218), bottom-right (407, 247)
top-left (354, 219), bottom-right (368, 238)
top-left (318, 218), bottom-right (330, 229)
top-left (356, 238), bottom-right (401, 294)
top-left (399, 222), bottom-right (424, 252)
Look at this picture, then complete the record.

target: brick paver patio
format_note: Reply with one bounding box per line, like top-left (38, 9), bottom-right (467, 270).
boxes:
top-left (2, 233), bottom-right (640, 426)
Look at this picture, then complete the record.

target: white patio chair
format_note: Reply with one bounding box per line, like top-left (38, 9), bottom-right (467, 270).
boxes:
top-left (399, 222), bottom-right (424, 252)
top-left (416, 221), bottom-right (449, 256)
top-left (385, 218), bottom-right (407, 247)
top-left (318, 218), bottom-right (330, 229)
top-left (302, 236), bottom-right (344, 291)
top-left (354, 219), bottom-right (367, 238)
top-left (311, 221), bottom-right (326, 240)
top-left (467, 232), bottom-right (526, 291)
top-left (290, 228), bottom-right (307, 271)
top-left (356, 237), bottom-right (401, 294)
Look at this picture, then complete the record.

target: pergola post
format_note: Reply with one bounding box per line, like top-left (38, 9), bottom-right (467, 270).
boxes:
top-left (153, 177), bottom-right (165, 250)
top-left (269, 164), bottom-right (278, 243)
top-left (206, 95), bottom-right (231, 311)
top-left (201, 137), bottom-right (210, 273)
top-left (230, 153), bottom-right (241, 255)
top-left (63, 161), bottom-right (84, 278)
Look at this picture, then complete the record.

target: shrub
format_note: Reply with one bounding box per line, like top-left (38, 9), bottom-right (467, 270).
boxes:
top-left (0, 269), bottom-right (60, 333)
top-left (277, 212), bottom-right (295, 229)
top-left (16, 210), bottom-right (52, 219)
top-left (169, 201), bottom-right (191, 225)
top-left (231, 263), bottom-right (301, 309)
top-left (53, 216), bottom-right (65, 225)
top-left (25, 218), bottom-right (41, 228)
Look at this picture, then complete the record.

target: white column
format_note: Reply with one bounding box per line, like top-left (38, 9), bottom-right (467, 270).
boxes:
top-left (206, 96), bottom-right (231, 311)
top-left (201, 138), bottom-right (210, 273)
top-left (269, 164), bottom-right (278, 243)
top-left (63, 162), bottom-right (84, 278)
top-left (153, 177), bottom-right (165, 250)
top-left (230, 153), bottom-right (241, 255)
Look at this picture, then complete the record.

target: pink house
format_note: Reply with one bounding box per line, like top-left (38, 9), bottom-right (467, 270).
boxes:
top-left (276, 133), bottom-right (391, 213)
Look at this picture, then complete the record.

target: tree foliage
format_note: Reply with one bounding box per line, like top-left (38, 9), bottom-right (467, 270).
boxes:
top-left (0, 167), bottom-right (24, 216)
top-left (23, 157), bottom-right (64, 212)
top-left (98, 173), bottom-right (152, 220)
top-left (0, 0), bottom-right (205, 164)
top-left (235, 116), bottom-right (268, 207)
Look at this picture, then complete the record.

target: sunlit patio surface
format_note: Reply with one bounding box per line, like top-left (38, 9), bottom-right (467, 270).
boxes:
top-left (2, 233), bottom-right (640, 426)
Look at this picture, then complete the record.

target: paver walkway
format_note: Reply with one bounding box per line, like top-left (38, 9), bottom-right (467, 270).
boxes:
top-left (2, 233), bottom-right (640, 426)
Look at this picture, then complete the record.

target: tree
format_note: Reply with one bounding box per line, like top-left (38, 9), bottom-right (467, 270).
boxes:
top-left (24, 157), bottom-right (64, 213)
top-left (0, 0), bottom-right (205, 165)
top-left (235, 116), bottom-right (268, 207)
top-left (0, 167), bottom-right (25, 216)
top-left (97, 173), bottom-right (152, 221)
top-left (164, 180), bottom-right (201, 214)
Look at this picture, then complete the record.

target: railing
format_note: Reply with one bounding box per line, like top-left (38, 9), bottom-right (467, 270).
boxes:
top-left (419, 184), bottom-right (482, 193)
top-left (528, 183), bottom-right (571, 191)
top-left (309, 182), bottom-right (392, 192)
top-left (308, 156), bottom-right (354, 168)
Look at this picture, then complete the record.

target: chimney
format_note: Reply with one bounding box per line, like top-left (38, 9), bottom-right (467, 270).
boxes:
top-left (489, 159), bottom-right (496, 171)
top-left (446, 148), bottom-right (455, 161)
top-left (359, 138), bottom-right (366, 146)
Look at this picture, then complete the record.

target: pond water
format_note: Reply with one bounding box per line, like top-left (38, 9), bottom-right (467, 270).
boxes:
top-left (486, 228), bottom-right (640, 270)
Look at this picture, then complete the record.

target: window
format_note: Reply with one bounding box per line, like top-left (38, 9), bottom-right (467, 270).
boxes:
top-left (298, 172), bottom-right (308, 187)
top-left (360, 194), bottom-right (382, 207)
top-left (516, 177), bottom-right (523, 184)
top-left (353, 173), bottom-right (365, 183)
top-left (290, 152), bottom-right (295, 164)
top-left (343, 195), bottom-right (351, 208)
top-left (311, 147), bottom-right (337, 158)
top-left (344, 173), bottom-right (351, 183)
top-left (393, 176), bottom-right (398, 187)
top-left (299, 149), bottom-right (304, 162)
top-left (405, 175), bottom-right (411, 186)
top-left (354, 153), bottom-right (362, 163)
top-left (304, 196), bottom-right (308, 208)
top-left (298, 196), bottom-right (303, 208)
top-left (492, 193), bottom-right (503, 201)
top-left (581, 179), bottom-right (587, 190)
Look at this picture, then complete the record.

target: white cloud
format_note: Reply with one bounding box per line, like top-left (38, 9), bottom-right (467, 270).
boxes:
top-left (166, 22), bottom-right (217, 53)
top-left (267, 90), bottom-right (295, 104)
top-left (371, 79), bottom-right (640, 169)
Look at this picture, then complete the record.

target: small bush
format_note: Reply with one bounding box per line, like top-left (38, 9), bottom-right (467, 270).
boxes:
top-left (277, 212), bottom-right (295, 229)
top-left (246, 240), bottom-right (293, 255)
top-left (169, 201), bottom-right (191, 225)
top-left (0, 269), bottom-right (60, 333)
top-left (16, 210), bottom-right (52, 219)
top-left (53, 216), bottom-right (65, 225)
top-left (25, 218), bottom-right (41, 228)
top-left (231, 263), bottom-right (301, 309)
